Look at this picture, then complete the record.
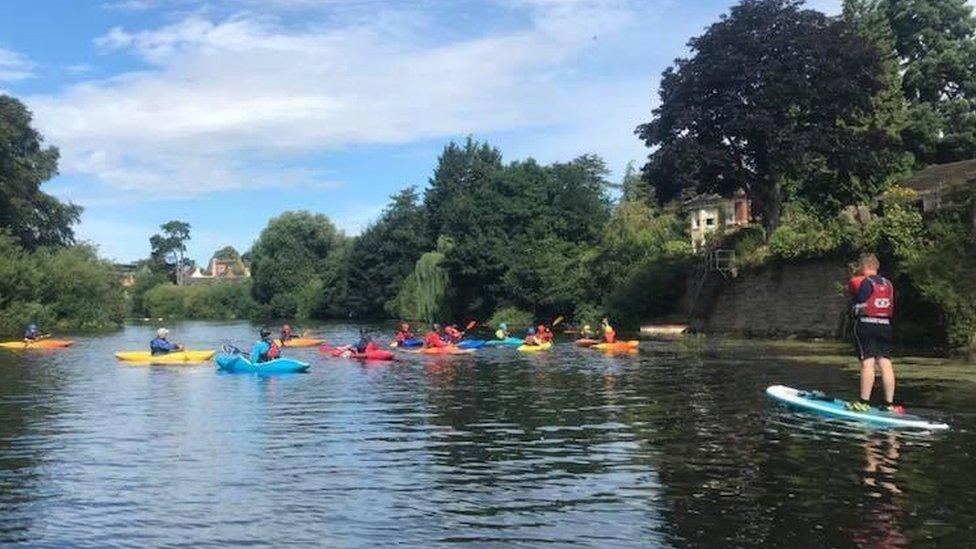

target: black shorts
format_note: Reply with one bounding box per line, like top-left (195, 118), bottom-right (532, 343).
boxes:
top-left (852, 319), bottom-right (893, 360)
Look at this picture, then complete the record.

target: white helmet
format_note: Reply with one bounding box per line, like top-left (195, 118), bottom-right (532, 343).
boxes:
top-left (157, 328), bottom-right (169, 338)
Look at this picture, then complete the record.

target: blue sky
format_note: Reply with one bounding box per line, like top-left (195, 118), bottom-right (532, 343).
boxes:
top-left (0, 0), bottom-right (841, 263)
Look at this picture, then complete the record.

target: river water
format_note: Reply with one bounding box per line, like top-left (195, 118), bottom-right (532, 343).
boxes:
top-left (0, 321), bottom-right (973, 547)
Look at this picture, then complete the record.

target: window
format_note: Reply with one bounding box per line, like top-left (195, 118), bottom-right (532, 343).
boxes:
top-left (705, 217), bottom-right (715, 227)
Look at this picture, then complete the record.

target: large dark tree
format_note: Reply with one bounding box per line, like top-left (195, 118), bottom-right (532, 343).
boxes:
top-left (149, 220), bottom-right (191, 285)
top-left (637, 0), bottom-right (894, 232)
top-left (0, 95), bottom-right (81, 249)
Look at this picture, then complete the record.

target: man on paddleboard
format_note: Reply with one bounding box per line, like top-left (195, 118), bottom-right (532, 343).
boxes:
top-left (847, 254), bottom-right (901, 413)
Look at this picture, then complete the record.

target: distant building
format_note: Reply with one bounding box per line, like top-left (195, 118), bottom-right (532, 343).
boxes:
top-left (901, 159), bottom-right (976, 213)
top-left (187, 257), bottom-right (250, 284)
top-left (684, 188), bottom-right (752, 250)
top-left (116, 263), bottom-right (139, 288)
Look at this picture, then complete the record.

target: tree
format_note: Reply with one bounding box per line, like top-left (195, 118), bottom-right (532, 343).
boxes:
top-left (248, 211), bottom-right (348, 318)
top-left (879, 0), bottom-right (976, 164)
top-left (637, 0), bottom-right (896, 232)
top-left (423, 137), bottom-right (503, 241)
top-left (0, 95), bottom-right (81, 249)
top-left (150, 221), bottom-right (191, 285)
top-left (345, 187), bottom-right (431, 318)
top-left (212, 246), bottom-right (240, 261)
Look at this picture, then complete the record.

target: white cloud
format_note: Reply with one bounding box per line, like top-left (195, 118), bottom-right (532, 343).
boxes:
top-left (28, 1), bottom-right (653, 196)
top-left (0, 46), bottom-right (34, 82)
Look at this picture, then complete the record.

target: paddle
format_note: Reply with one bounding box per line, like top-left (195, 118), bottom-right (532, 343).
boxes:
top-left (459, 320), bottom-right (477, 339)
top-left (551, 316), bottom-right (564, 328)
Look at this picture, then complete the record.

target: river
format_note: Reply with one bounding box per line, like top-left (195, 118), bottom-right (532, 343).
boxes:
top-left (0, 321), bottom-right (972, 547)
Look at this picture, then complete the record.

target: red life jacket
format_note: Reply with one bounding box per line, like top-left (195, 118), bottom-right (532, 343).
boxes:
top-left (863, 276), bottom-right (894, 318)
top-left (423, 331), bottom-right (446, 348)
top-left (267, 341), bottom-right (281, 359)
top-left (848, 275), bottom-right (865, 296)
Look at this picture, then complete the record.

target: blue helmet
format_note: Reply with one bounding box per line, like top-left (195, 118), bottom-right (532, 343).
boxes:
top-left (500, 322), bottom-right (508, 330)
top-left (527, 327), bottom-right (536, 334)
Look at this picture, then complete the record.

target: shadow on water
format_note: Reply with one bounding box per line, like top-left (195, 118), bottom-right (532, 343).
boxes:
top-left (0, 321), bottom-right (972, 547)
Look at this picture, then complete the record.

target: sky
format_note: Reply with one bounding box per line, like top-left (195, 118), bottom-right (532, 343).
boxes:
top-left (0, 0), bottom-right (843, 264)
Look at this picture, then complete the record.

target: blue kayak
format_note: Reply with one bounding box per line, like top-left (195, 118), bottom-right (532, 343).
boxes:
top-left (483, 337), bottom-right (524, 347)
top-left (456, 339), bottom-right (485, 350)
top-left (397, 338), bottom-right (424, 348)
top-left (766, 385), bottom-right (948, 430)
top-left (215, 354), bottom-right (310, 374)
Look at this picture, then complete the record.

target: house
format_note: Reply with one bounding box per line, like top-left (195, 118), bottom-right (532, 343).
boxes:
top-left (115, 263), bottom-right (139, 288)
top-left (187, 257), bottom-right (250, 284)
top-left (901, 158), bottom-right (976, 213)
top-left (684, 188), bottom-right (752, 249)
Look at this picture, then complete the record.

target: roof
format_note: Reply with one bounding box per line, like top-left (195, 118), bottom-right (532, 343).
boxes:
top-left (902, 159), bottom-right (976, 195)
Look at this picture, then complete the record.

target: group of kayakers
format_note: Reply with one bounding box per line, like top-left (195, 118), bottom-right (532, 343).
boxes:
top-left (389, 317), bottom-right (617, 349)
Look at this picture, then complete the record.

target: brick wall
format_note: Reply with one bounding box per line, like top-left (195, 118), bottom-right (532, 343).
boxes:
top-left (690, 260), bottom-right (851, 338)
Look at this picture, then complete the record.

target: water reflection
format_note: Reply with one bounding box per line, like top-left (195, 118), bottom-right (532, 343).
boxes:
top-left (852, 431), bottom-right (908, 548)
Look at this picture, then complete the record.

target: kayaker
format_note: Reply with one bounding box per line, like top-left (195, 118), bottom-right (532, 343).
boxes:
top-left (280, 324), bottom-right (294, 342)
top-left (444, 324), bottom-right (463, 343)
top-left (23, 322), bottom-right (40, 342)
top-left (601, 318), bottom-right (616, 343)
top-left (495, 322), bottom-right (509, 340)
top-left (581, 324), bottom-right (595, 339)
top-left (847, 253), bottom-right (900, 413)
top-left (523, 326), bottom-right (542, 346)
top-left (394, 322), bottom-right (414, 344)
top-left (150, 328), bottom-right (183, 355)
top-left (251, 328), bottom-right (280, 363)
top-left (423, 324), bottom-right (447, 348)
top-left (353, 330), bottom-right (376, 354)
top-left (536, 324), bottom-right (553, 343)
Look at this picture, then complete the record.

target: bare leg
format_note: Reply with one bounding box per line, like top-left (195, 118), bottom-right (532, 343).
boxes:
top-left (860, 357), bottom-right (877, 401)
top-left (878, 357), bottom-right (895, 403)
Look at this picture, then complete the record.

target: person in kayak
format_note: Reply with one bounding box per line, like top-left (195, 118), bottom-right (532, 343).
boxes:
top-left (536, 324), bottom-right (554, 343)
top-left (150, 328), bottom-right (183, 355)
top-left (444, 324), bottom-right (463, 343)
top-left (23, 322), bottom-right (41, 342)
top-left (280, 324), bottom-right (294, 342)
top-left (580, 324), bottom-right (596, 339)
top-left (495, 322), bottom-right (509, 340)
top-left (251, 328), bottom-right (280, 363)
top-left (523, 326), bottom-right (543, 346)
top-left (394, 322), bottom-right (414, 344)
top-left (423, 324), bottom-right (447, 348)
top-left (847, 254), bottom-right (900, 413)
top-left (601, 318), bottom-right (616, 343)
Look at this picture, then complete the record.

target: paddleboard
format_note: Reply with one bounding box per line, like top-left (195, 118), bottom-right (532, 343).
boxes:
top-left (766, 385), bottom-right (948, 430)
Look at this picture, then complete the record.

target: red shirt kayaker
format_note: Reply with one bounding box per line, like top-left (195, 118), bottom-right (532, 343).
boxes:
top-left (394, 322), bottom-right (414, 343)
top-left (524, 326), bottom-right (542, 346)
top-left (423, 324), bottom-right (447, 348)
top-left (536, 324), bottom-right (553, 343)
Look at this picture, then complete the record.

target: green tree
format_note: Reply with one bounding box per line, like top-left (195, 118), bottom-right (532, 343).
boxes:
top-left (881, 0), bottom-right (976, 164)
top-left (249, 211), bottom-right (349, 318)
top-left (637, 0), bottom-right (897, 232)
top-left (0, 95), bottom-right (81, 250)
top-left (149, 221), bottom-right (191, 285)
top-left (392, 236), bottom-right (452, 322)
top-left (345, 187), bottom-right (431, 318)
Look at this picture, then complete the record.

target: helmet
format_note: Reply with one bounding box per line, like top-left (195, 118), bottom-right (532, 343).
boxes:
top-left (499, 322), bottom-right (507, 330)
top-left (527, 327), bottom-right (536, 334)
top-left (433, 323), bottom-right (441, 330)
top-left (156, 328), bottom-right (169, 338)
top-left (260, 328), bottom-right (272, 338)
top-left (583, 324), bottom-right (591, 332)
top-left (537, 325), bottom-right (546, 333)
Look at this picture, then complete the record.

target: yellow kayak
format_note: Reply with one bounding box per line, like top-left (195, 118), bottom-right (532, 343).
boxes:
top-left (517, 342), bottom-right (553, 353)
top-left (592, 340), bottom-right (639, 351)
top-left (279, 337), bottom-right (325, 348)
top-left (0, 339), bottom-right (73, 350)
top-left (114, 350), bottom-right (216, 364)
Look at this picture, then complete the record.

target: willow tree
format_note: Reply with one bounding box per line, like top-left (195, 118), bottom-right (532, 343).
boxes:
top-left (392, 236), bottom-right (452, 322)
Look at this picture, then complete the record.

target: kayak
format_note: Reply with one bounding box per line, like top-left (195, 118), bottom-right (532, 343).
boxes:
top-left (0, 339), bottom-right (73, 350)
top-left (517, 342), bottom-right (553, 353)
top-left (574, 338), bottom-right (600, 347)
top-left (215, 354), bottom-right (310, 374)
top-left (483, 337), bottom-right (524, 347)
top-left (766, 385), bottom-right (949, 430)
top-left (415, 346), bottom-right (474, 355)
top-left (456, 339), bottom-right (486, 350)
top-left (392, 337), bottom-right (423, 348)
top-left (320, 345), bottom-right (395, 361)
top-left (280, 337), bottom-right (325, 348)
top-left (592, 340), bottom-right (639, 351)
top-left (115, 350), bottom-right (216, 364)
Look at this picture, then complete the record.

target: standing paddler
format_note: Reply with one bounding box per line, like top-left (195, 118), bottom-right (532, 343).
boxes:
top-left (847, 254), bottom-right (901, 413)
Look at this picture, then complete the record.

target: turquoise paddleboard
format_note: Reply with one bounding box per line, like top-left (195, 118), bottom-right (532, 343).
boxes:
top-left (766, 385), bottom-right (948, 430)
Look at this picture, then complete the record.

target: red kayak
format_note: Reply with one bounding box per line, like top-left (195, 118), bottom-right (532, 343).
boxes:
top-left (574, 338), bottom-right (600, 347)
top-left (319, 345), bottom-right (394, 361)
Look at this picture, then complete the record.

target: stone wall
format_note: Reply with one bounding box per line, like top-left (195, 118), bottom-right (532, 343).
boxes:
top-left (689, 260), bottom-right (851, 338)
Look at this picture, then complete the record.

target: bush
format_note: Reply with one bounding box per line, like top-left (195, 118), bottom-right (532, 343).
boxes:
top-left (142, 282), bottom-right (257, 320)
top-left (487, 306), bottom-right (534, 329)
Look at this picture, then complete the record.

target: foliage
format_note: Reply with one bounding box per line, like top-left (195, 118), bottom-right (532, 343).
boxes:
top-left (128, 267), bottom-right (171, 317)
top-left (0, 95), bottom-right (81, 250)
top-left (0, 232), bottom-right (126, 334)
top-left (637, 0), bottom-right (901, 231)
top-left (392, 237), bottom-right (452, 322)
top-left (346, 187), bottom-right (431, 319)
top-left (249, 211), bottom-right (349, 319)
top-left (487, 306), bottom-right (535, 329)
top-left (149, 220), bottom-right (191, 283)
top-left (142, 282), bottom-right (257, 320)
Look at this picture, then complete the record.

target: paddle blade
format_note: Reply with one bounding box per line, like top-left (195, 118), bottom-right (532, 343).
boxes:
top-left (552, 316), bottom-right (564, 327)
top-left (465, 320), bottom-right (477, 331)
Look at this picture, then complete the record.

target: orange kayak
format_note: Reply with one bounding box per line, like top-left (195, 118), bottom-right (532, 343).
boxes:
top-left (279, 337), bottom-right (325, 348)
top-left (592, 340), bottom-right (639, 351)
top-left (416, 346), bottom-right (474, 355)
top-left (0, 339), bottom-right (74, 350)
